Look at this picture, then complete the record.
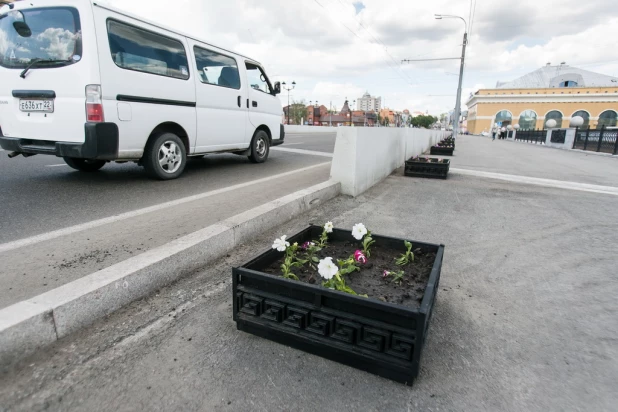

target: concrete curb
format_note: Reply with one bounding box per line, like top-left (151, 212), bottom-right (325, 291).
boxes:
top-left (0, 180), bottom-right (341, 365)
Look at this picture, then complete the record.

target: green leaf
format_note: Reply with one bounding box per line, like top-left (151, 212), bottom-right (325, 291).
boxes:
top-left (287, 273), bottom-right (299, 281)
top-left (312, 256), bottom-right (320, 263)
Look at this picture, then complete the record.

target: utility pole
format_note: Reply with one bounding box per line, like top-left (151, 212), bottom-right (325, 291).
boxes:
top-left (453, 31), bottom-right (467, 137)
top-left (282, 81), bottom-right (296, 125)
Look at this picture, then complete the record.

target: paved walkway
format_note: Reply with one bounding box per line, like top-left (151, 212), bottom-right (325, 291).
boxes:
top-left (450, 135), bottom-right (617, 187)
top-left (1, 133), bottom-right (617, 411)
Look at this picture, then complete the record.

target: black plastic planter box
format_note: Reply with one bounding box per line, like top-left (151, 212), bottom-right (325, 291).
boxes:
top-left (232, 226), bottom-right (444, 385)
top-left (405, 158), bottom-right (450, 179)
top-left (430, 146), bottom-right (454, 156)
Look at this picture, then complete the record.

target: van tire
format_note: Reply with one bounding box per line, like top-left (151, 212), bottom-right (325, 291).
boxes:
top-left (63, 158), bottom-right (106, 172)
top-left (248, 130), bottom-right (270, 163)
top-left (143, 132), bottom-right (187, 180)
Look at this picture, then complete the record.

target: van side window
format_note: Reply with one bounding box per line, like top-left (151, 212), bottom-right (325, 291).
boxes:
top-left (193, 46), bottom-right (240, 90)
top-left (107, 20), bottom-right (189, 80)
top-left (245, 63), bottom-right (272, 94)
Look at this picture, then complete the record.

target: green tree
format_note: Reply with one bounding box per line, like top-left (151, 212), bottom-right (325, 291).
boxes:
top-left (288, 100), bottom-right (307, 125)
top-left (411, 115), bottom-right (438, 129)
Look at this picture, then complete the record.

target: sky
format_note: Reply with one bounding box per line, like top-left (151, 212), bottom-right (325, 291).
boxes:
top-left (105, 0), bottom-right (618, 115)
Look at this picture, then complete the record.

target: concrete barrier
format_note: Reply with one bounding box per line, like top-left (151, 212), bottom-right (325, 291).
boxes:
top-left (285, 125), bottom-right (337, 134)
top-left (330, 128), bottom-right (449, 196)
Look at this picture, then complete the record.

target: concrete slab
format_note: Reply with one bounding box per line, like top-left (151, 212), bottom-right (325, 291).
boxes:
top-left (0, 302), bottom-right (56, 365)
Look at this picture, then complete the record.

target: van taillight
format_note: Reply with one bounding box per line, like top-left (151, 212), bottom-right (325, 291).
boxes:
top-left (86, 85), bottom-right (104, 122)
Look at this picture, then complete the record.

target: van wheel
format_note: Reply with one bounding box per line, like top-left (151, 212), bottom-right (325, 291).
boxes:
top-left (143, 133), bottom-right (186, 180)
top-left (63, 158), bottom-right (106, 172)
top-left (248, 130), bottom-right (269, 163)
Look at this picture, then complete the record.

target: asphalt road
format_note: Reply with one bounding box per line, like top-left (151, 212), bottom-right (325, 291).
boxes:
top-left (0, 131), bottom-right (336, 308)
top-left (1, 135), bottom-right (616, 411)
top-left (0, 132), bottom-right (336, 242)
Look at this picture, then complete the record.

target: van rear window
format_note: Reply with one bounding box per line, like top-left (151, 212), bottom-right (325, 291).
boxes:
top-left (107, 20), bottom-right (189, 80)
top-left (0, 7), bottom-right (82, 69)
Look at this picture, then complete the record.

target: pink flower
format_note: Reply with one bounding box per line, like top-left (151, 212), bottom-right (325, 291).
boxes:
top-left (301, 241), bottom-right (314, 250)
top-left (354, 250), bottom-right (367, 264)
top-left (383, 270), bottom-right (390, 278)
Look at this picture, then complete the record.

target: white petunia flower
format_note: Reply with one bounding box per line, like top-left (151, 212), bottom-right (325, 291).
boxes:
top-left (352, 223), bottom-right (368, 240)
top-left (272, 235), bottom-right (290, 252)
top-left (318, 257), bottom-right (338, 280)
top-left (324, 221), bottom-right (334, 233)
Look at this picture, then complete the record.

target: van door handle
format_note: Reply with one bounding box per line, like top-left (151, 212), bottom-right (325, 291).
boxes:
top-left (237, 96), bottom-right (241, 107)
top-left (246, 99), bottom-right (249, 108)
top-left (252, 101), bottom-right (258, 108)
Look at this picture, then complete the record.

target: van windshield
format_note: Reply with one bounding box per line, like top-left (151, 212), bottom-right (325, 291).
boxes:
top-left (0, 7), bottom-right (82, 69)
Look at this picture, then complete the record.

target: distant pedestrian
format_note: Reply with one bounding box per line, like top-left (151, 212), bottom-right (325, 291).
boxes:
top-left (501, 127), bottom-right (506, 139)
top-left (492, 127), bottom-right (497, 140)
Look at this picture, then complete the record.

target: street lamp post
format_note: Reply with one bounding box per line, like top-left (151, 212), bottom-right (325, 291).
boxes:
top-left (282, 81), bottom-right (296, 125)
top-left (435, 14), bottom-right (467, 138)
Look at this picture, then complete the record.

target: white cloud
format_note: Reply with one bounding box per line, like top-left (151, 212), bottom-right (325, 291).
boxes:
top-left (104, 0), bottom-right (618, 113)
top-left (36, 28), bottom-right (80, 60)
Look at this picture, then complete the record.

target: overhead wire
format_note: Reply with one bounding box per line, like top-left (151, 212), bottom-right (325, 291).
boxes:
top-left (325, 0), bottom-right (417, 87)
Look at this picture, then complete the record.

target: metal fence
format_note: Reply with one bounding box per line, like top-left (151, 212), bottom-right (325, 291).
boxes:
top-left (573, 126), bottom-right (618, 154)
top-left (514, 129), bottom-right (546, 144)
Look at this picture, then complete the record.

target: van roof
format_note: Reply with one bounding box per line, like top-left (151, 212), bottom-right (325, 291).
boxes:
top-left (91, 0), bottom-right (260, 64)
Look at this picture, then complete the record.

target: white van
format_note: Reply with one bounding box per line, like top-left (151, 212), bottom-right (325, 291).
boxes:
top-left (0, 0), bottom-right (284, 179)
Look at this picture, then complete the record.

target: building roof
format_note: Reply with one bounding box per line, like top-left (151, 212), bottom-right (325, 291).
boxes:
top-left (496, 64), bottom-right (618, 89)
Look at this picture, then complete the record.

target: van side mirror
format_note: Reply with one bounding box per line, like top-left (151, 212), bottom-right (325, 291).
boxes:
top-left (11, 12), bottom-right (32, 37)
top-left (273, 81), bottom-right (281, 95)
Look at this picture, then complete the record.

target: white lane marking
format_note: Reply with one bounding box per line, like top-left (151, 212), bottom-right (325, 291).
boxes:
top-left (46, 164), bottom-right (68, 167)
top-left (272, 147), bottom-right (333, 158)
top-left (0, 161), bottom-right (331, 254)
top-left (450, 168), bottom-right (618, 196)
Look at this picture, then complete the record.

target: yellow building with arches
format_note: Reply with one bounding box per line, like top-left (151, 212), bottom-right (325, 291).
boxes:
top-left (466, 64), bottom-right (618, 134)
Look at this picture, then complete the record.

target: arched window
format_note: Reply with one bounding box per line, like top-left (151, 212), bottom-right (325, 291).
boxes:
top-left (598, 110), bottom-right (617, 128)
top-left (494, 110), bottom-right (512, 127)
top-left (571, 110), bottom-right (590, 128)
top-left (559, 80), bottom-right (578, 87)
top-left (519, 110), bottom-right (537, 130)
top-left (544, 111), bottom-right (563, 129)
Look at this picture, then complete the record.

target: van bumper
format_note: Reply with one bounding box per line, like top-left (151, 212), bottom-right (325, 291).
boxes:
top-left (0, 123), bottom-right (119, 160)
top-left (271, 124), bottom-right (285, 147)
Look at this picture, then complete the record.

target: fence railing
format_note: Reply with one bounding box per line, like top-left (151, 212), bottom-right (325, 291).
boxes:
top-left (514, 129), bottom-right (546, 144)
top-left (573, 126), bottom-right (618, 155)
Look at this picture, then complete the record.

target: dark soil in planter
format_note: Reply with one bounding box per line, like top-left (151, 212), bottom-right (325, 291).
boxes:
top-left (262, 241), bottom-right (436, 308)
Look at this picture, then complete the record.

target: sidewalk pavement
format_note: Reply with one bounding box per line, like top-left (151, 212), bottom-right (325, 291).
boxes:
top-left (451, 134), bottom-right (617, 187)
top-left (1, 137), bottom-right (617, 411)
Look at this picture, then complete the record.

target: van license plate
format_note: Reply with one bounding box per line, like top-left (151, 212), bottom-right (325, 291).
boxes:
top-left (19, 99), bottom-right (54, 113)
